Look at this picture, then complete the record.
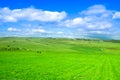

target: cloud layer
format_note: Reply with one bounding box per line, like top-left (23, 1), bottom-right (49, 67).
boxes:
top-left (0, 7), bottom-right (67, 22)
top-left (0, 5), bottom-right (120, 39)
top-left (63, 5), bottom-right (113, 29)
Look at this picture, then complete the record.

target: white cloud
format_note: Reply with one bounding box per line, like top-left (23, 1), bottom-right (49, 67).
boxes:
top-left (81, 5), bottom-right (106, 15)
top-left (86, 21), bottom-right (112, 29)
top-left (4, 16), bottom-right (17, 22)
top-left (57, 31), bottom-right (64, 34)
top-left (63, 17), bottom-right (85, 27)
top-left (89, 30), bottom-right (110, 34)
top-left (1, 5), bottom-right (120, 40)
top-left (62, 5), bottom-right (113, 30)
top-left (31, 28), bottom-right (46, 33)
top-left (113, 12), bottom-right (120, 19)
top-left (8, 27), bottom-right (21, 32)
top-left (63, 17), bottom-right (112, 29)
top-left (0, 7), bottom-right (67, 22)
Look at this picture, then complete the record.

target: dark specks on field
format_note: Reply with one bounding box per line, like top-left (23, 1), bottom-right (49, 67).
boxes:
top-left (0, 47), bottom-right (20, 51)
top-left (37, 51), bottom-right (42, 54)
top-left (13, 40), bottom-right (16, 43)
top-left (7, 45), bottom-right (10, 47)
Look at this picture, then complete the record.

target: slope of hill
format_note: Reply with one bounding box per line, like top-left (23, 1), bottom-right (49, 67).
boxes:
top-left (0, 37), bottom-right (120, 80)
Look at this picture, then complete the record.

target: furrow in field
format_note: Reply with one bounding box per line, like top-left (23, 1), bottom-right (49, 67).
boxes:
top-left (109, 55), bottom-right (120, 80)
top-left (98, 55), bottom-right (115, 80)
top-left (90, 55), bottom-right (105, 80)
top-left (70, 65), bottom-right (96, 80)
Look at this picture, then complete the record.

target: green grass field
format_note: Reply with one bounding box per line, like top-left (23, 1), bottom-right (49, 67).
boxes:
top-left (0, 37), bottom-right (120, 80)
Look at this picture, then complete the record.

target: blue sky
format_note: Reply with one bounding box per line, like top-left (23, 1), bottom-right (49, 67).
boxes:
top-left (0, 0), bottom-right (120, 39)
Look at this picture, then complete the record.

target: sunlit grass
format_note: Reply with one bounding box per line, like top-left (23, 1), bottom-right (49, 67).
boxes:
top-left (0, 38), bottom-right (120, 80)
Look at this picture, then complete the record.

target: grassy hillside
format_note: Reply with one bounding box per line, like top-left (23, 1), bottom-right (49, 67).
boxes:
top-left (0, 37), bottom-right (120, 80)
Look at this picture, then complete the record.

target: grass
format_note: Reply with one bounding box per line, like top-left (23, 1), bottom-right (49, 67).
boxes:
top-left (0, 37), bottom-right (120, 80)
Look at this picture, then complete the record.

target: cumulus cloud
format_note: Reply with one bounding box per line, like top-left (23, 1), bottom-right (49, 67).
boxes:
top-left (86, 21), bottom-right (112, 29)
top-left (63, 18), bottom-right (85, 27)
top-left (81, 5), bottom-right (107, 15)
top-left (113, 12), bottom-right (120, 19)
top-left (0, 7), bottom-right (67, 22)
top-left (57, 4), bottom-right (119, 39)
top-left (63, 17), bottom-right (112, 29)
top-left (57, 31), bottom-right (64, 34)
top-left (31, 28), bottom-right (46, 33)
top-left (62, 4), bottom-right (113, 30)
top-left (8, 27), bottom-right (21, 32)
top-left (89, 30), bottom-right (110, 34)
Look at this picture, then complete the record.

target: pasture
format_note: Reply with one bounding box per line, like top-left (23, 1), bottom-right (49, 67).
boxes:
top-left (0, 37), bottom-right (120, 80)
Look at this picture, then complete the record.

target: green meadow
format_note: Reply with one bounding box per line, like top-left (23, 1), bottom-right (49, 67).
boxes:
top-left (0, 37), bottom-right (120, 80)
